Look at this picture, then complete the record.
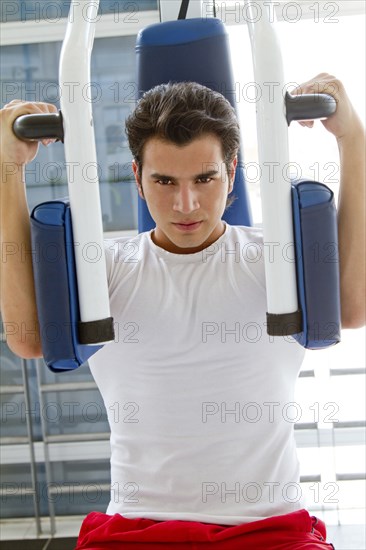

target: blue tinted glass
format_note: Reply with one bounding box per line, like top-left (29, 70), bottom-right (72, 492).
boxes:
top-left (1, 37), bottom-right (139, 231)
top-left (1, 0), bottom-right (157, 22)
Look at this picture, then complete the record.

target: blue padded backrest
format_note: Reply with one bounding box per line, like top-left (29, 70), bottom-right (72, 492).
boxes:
top-left (135, 18), bottom-right (252, 233)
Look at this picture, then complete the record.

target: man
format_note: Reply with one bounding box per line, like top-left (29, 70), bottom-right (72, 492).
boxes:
top-left (0, 74), bottom-right (365, 548)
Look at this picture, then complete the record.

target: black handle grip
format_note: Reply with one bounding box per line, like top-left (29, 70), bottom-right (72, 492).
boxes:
top-left (12, 111), bottom-right (64, 142)
top-left (285, 92), bottom-right (337, 126)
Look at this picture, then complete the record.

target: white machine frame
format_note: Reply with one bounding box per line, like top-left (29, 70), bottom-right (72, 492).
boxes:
top-left (58, 0), bottom-right (299, 337)
top-left (59, 0), bottom-right (110, 336)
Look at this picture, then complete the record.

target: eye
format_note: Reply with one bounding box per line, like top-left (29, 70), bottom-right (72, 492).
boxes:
top-left (196, 177), bottom-right (213, 184)
top-left (156, 179), bottom-right (173, 185)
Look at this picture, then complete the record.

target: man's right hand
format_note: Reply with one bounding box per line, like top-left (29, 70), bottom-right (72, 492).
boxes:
top-left (0, 100), bottom-right (57, 166)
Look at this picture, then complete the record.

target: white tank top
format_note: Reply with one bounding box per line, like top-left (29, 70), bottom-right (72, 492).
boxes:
top-left (88, 222), bottom-right (306, 525)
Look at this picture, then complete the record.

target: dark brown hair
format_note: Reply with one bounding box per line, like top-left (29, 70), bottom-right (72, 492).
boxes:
top-left (125, 82), bottom-right (240, 209)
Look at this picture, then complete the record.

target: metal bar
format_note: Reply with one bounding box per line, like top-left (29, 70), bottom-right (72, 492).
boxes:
top-left (0, 437), bottom-right (31, 445)
top-left (294, 422), bottom-right (318, 430)
top-left (336, 473), bottom-right (366, 481)
top-left (0, 11), bottom-right (160, 46)
top-left (300, 475), bottom-right (321, 483)
top-left (44, 432), bottom-right (110, 443)
top-left (20, 358), bottom-right (42, 536)
top-left (35, 360), bottom-right (56, 535)
top-left (0, 385), bottom-right (25, 394)
top-left (334, 421), bottom-right (366, 429)
top-left (329, 368), bottom-right (366, 376)
top-left (299, 370), bottom-right (315, 378)
top-left (39, 382), bottom-right (97, 392)
top-left (47, 483), bottom-right (111, 494)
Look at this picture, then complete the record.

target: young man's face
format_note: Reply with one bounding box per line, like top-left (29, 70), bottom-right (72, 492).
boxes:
top-left (132, 134), bottom-right (237, 254)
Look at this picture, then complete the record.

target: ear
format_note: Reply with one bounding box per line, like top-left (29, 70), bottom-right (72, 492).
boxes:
top-left (132, 159), bottom-right (145, 200)
top-left (228, 156), bottom-right (237, 194)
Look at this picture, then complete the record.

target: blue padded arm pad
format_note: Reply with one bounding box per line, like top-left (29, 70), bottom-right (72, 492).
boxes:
top-left (30, 199), bottom-right (103, 371)
top-left (291, 180), bottom-right (341, 349)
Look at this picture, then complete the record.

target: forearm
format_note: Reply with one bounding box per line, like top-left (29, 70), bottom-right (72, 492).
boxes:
top-left (337, 120), bottom-right (366, 328)
top-left (0, 166), bottom-right (42, 357)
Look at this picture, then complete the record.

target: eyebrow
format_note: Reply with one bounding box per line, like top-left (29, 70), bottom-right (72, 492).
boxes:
top-left (149, 170), bottom-right (220, 180)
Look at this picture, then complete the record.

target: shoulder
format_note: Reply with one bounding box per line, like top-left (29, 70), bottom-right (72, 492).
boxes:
top-left (225, 224), bottom-right (266, 291)
top-left (103, 231), bottom-right (151, 286)
top-left (226, 224), bottom-right (264, 256)
top-left (104, 231), bottom-right (148, 263)
top-left (227, 224), bottom-right (263, 243)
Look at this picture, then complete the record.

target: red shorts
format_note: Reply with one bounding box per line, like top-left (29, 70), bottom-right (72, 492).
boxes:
top-left (75, 509), bottom-right (334, 549)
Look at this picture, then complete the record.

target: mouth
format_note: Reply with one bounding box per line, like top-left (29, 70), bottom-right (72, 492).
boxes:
top-left (172, 221), bottom-right (203, 232)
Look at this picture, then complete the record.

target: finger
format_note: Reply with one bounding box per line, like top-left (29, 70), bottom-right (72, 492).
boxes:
top-left (2, 99), bottom-right (27, 109)
top-left (297, 120), bottom-right (314, 128)
top-left (290, 73), bottom-right (339, 97)
top-left (290, 83), bottom-right (317, 96)
top-left (314, 72), bottom-right (336, 81)
top-left (35, 102), bottom-right (58, 114)
top-left (289, 85), bottom-right (303, 96)
top-left (41, 139), bottom-right (57, 147)
top-left (21, 101), bottom-right (58, 115)
top-left (3, 100), bottom-right (57, 115)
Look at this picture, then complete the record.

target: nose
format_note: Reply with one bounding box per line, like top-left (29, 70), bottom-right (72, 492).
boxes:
top-left (172, 184), bottom-right (200, 214)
